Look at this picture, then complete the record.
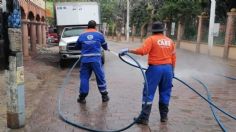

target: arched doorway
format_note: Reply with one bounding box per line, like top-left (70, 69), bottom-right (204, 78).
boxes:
top-left (21, 7), bottom-right (31, 60)
top-left (36, 14), bottom-right (42, 46)
top-left (41, 16), bottom-right (46, 47)
top-left (27, 11), bottom-right (37, 55)
top-left (20, 7), bottom-right (26, 19)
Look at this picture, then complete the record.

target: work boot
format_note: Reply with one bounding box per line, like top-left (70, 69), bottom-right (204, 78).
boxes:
top-left (101, 91), bottom-right (109, 102)
top-left (77, 93), bottom-right (88, 104)
top-left (135, 104), bottom-right (152, 125)
top-left (159, 103), bottom-right (169, 123)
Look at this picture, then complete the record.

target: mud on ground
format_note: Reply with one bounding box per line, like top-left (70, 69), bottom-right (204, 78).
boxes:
top-left (0, 46), bottom-right (62, 131)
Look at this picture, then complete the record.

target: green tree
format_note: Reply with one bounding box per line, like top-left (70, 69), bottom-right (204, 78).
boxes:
top-left (157, 0), bottom-right (201, 22)
top-left (130, 0), bottom-right (164, 36)
top-left (100, 0), bottom-right (118, 24)
top-left (198, 0), bottom-right (236, 23)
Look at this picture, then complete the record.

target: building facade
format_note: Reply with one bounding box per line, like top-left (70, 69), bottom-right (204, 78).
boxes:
top-left (19, 0), bottom-right (46, 60)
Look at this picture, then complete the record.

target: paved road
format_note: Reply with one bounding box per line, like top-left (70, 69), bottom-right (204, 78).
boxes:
top-left (1, 40), bottom-right (236, 132)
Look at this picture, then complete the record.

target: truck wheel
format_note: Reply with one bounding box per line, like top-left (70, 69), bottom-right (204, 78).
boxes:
top-left (60, 59), bottom-right (67, 68)
top-left (102, 56), bottom-right (105, 65)
top-left (101, 50), bottom-right (105, 65)
top-left (102, 55), bottom-right (105, 65)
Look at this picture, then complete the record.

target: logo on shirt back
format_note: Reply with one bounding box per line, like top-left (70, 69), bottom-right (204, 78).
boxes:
top-left (157, 39), bottom-right (171, 47)
top-left (87, 35), bottom-right (94, 40)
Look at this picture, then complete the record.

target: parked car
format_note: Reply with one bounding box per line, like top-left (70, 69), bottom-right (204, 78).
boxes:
top-left (47, 27), bottom-right (59, 43)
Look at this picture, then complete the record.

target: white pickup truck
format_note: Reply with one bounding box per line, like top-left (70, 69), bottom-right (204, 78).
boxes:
top-left (55, 2), bottom-right (104, 67)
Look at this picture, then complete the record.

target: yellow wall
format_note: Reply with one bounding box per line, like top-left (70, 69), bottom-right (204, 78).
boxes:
top-left (229, 47), bottom-right (236, 59)
top-left (199, 44), bottom-right (208, 54)
top-left (210, 46), bottom-right (224, 57)
top-left (180, 41), bottom-right (196, 52)
top-left (178, 41), bottom-right (236, 60)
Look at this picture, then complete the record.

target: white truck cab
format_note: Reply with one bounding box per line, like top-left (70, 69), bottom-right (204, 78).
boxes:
top-left (59, 26), bottom-right (85, 62)
top-left (59, 26), bottom-right (105, 67)
top-left (55, 2), bottom-right (104, 67)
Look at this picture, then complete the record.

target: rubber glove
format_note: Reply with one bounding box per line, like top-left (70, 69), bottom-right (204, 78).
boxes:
top-left (119, 48), bottom-right (129, 56)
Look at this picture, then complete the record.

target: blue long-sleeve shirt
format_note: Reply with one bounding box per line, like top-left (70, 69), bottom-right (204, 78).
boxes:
top-left (77, 29), bottom-right (108, 63)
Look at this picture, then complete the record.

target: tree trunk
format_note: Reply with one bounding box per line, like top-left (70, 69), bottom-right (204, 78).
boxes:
top-left (147, 9), bottom-right (155, 36)
top-left (112, 24), bottom-right (116, 40)
top-left (177, 20), bottom-right (185, 48)
top-left (116, 20), bottom-right (122, 41)
top-left (140, 23), bottom-right (147, 42)
top-left (131, 25), bottom-right (136, 42)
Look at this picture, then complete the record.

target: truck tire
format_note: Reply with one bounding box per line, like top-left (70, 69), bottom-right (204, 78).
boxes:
top-left (60, 59), bottom-right (67, 68)
top-left (102, 55), bottom-right (105, 65)
top-left (101, 52), bottom-right (105, 65)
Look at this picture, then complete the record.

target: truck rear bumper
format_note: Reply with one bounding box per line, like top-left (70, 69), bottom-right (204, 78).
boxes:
top-left (59, 50), bottom-right (81, 60)
top-left (60, 54), bottom-right (81, 59)
top-left (60, 50), bottom-right (81, 59)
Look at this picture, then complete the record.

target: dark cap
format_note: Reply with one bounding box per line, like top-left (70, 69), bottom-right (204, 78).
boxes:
top-left (88, 20), bottom-right (96, 29)
top-left (152, 21), bottom-right (165, 32)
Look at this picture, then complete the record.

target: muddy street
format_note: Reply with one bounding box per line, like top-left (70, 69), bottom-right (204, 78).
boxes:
top-left (0, 40), bottom-right (236, 132)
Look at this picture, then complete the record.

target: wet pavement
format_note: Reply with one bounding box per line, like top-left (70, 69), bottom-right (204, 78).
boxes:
top-left (0, 40), bottom-right (236, 132)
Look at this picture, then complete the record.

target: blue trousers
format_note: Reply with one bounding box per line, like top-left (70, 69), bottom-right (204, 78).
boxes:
top-left (142, 64), bottom-right (173, 105)
top-left (79, 61), bottom-right (107, 94)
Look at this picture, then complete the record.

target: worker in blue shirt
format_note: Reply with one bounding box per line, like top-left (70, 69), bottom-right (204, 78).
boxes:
top-left (76, 20), bottom-right (109, 104)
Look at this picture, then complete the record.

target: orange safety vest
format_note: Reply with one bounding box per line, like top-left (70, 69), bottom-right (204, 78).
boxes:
top-left (132, 34), bottom-right (176, 67)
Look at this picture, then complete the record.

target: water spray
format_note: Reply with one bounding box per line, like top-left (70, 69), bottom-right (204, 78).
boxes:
top-left (57, 50), bottom-right (236, 132)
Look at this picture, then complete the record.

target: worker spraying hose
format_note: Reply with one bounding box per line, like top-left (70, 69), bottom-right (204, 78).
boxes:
top-left (76, 20), bottom-right (110, 104)
top-left (119, 21), bottom-right (176, 124)
top-left (58, 49), bottom-right (236, 131)
top-left (58, 21), bottom-right (236, 132)
top-left (119, 53), bottom-right (236, 131)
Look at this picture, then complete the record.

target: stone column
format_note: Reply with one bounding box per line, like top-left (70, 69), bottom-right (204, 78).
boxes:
top-left (36, 22), bottom-right (42, 47)
top-left (41, 23), bottom-right (46, 47)
top-left (196, 15), bottom-right (208, 53)
top-left (140, 23), bottom-right (147, 42)
top-left (6, 28), bottom-right (25, 129)
top-left (21, 19), bottom-right (31, 60)
top-left (30, 21), bottom-right (37, 55)
top-left (223, 11), bottom-right (236, 59)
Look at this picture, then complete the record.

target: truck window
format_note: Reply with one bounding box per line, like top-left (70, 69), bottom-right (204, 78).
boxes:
top-left (62, 28), bottom-right (85, 38)
top-left (49, 27), bottom-right (57, 33)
